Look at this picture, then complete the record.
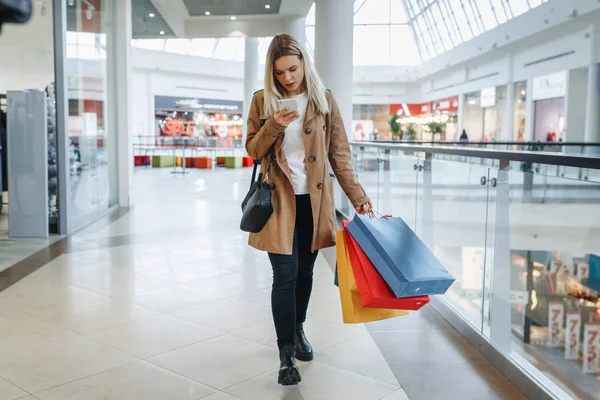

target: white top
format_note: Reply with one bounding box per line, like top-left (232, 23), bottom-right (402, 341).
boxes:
top-left (282, 92), bottom-right (309, 195)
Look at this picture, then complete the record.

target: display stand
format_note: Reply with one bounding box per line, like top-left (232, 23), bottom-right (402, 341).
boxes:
top-left (7, 90), bottom-right (49, 238)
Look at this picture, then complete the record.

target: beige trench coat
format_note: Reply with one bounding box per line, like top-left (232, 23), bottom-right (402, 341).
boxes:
top-left (245, 89), bottom-right (370, 255)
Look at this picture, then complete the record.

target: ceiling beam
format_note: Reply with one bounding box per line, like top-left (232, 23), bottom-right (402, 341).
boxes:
top-left (148, 0), bottom-right (189, 37)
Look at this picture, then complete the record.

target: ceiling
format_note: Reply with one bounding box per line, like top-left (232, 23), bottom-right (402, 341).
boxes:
top-left (183, 0), bottom-right (281, 17)
top-left (132, 0), bottom-right (173, 38)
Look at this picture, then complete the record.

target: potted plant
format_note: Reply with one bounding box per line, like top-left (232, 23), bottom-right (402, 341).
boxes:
top-left (389, 115), bottom-right (401, 141)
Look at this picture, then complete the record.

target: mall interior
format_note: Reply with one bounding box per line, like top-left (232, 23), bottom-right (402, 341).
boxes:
top-left (0, 0), bottom-right (599, 399)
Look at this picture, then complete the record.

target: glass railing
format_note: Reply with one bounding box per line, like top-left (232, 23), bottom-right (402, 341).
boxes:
top-left (334, 142), bottom-right (600, 400)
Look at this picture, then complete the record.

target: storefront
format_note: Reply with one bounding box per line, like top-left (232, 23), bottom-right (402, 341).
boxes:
top-left (0, 0), bottom-right (125, 250)
top-left (432, 95), bottom-right (459, 141)
top-left (154, 95), bottom-right (243, 139)
top-left (390, 102), bottom-right (432, 141)
top-left (532, 71), bottom-right (567, 143)
top-left (462, 86), bottom-right (507, 142)
top-left (352, 104), bottom-right (390, 140)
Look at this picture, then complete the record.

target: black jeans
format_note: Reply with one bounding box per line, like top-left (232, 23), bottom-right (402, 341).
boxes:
top-left (268, 194), bottom-right (318, 349)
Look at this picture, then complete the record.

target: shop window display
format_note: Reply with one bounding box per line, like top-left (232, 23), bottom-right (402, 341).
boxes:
top-left (152, 95), bottom-right (244, 149)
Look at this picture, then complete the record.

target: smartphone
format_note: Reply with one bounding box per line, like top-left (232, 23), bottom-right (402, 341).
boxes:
top-left (277, 98), bottom-right (298, 114)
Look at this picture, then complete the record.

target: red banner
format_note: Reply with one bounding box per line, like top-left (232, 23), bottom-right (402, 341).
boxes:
top-left (389, 102), bottom-right (432, 117)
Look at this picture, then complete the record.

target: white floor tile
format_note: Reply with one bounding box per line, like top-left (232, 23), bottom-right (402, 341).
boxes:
top-left (35, 361), bottom-right (216, 400)
top-left (65, 268), bottom-right (170, 298)
top-left (0, 336), bottom-right (137, 393)
top-left (315, 333), bottom-right (400, 386)
top-left (225, 361), bottom-right (398, 400)
top-left (0, 376), bottom-right (28, 400)
top-left (202, 392), bottom-right (242, 400)
top-left (171, 297), bottom-right (272, 333)
top-left (124, 285), bottom-right (227, 314)
top-left (0, 282), bottom-right (108, 317)
top-left (87, 315), bottom-right (223, 359)
top-left (37, 299), bottom-right (161, 335)
top-left (0, 317), bottom-right (79, 356)
top-left (149, 334), bottom-right (278, 390)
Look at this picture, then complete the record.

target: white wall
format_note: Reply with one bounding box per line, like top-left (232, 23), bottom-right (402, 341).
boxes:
top-left (131, 48), bottom-right (244, 137)
top-left (0, 1), bottom-right (54, 93)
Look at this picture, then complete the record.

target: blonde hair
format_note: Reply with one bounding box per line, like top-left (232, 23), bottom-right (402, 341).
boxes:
top-left (263, 34), bottom-right (329, 117)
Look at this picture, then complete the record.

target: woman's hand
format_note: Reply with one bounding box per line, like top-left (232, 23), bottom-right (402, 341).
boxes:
top-left (355, 200), bottom-right (373, 215)
top-left (273, 108), bottom-right (299, 127)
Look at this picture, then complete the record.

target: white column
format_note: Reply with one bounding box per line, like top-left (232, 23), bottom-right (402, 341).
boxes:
top-left (457, 93), bottom-right (465, 139)
top-left (504, 84), bottom-right (515, 142)
top-left (585, 24), bottom-right (600, 150)
top-left (115, 0), bottom-right (133, 207)
top-left (524, 77), bottom-right (535, 142)
top-left (315, 0), bottom-right (354, 136)
top-left (243, 37), bottom-right (260, 143)
top-left (503, 56), bottom-right (515, 142)
top-left (285, 16), bottom-right (306, 47)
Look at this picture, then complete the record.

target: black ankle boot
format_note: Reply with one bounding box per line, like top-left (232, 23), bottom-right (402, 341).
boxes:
top-left (278, 344), bottom-right (301, 386)
top-left (294, 323), bottom-right (313, 361)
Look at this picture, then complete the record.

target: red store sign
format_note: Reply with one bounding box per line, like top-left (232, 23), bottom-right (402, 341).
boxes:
top-left (390, 102), bottom-right (432, 116)
top-left (435, 96), bottom-right (459, 112)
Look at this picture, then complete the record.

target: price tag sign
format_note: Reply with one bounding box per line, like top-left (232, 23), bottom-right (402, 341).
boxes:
top-left (583, 324), bottom-right (600, 374)
top-left (547, 302), bottom-right (564, 347)
top-left (565, 312), bottom-right (581, 360)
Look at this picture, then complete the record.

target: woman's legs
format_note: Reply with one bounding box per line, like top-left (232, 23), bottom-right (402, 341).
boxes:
top-left (267, 194), bottom-right (316, 348)
top-left (267, 195), bottom-right (316, 385)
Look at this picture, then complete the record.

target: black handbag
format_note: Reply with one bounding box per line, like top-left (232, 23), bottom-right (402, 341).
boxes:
top-left (240, 149), bottom-right (274, 233)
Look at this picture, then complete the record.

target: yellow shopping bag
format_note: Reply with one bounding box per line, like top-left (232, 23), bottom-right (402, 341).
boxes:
top-left (336, 230), bottom-right (408, 324)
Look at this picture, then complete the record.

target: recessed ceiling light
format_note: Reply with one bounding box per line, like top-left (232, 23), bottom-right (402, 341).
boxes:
top-left (230, 16), bottom-right (236, 20)
top-left (265, 4), bottom-right (270, 8)
top-left (159, 31), bottom-right (165, 35)
top-left (205, 11), bottom-right (210, 15)
top-left (149, 13), bottom-right (155, 17)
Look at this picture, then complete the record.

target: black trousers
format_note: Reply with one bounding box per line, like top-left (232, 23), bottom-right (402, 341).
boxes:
top-left (268, 194), bottom-right (318, 349)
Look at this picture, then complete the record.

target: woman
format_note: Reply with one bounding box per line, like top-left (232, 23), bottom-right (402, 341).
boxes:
top-left (245, 34), bottom-right (371, 386)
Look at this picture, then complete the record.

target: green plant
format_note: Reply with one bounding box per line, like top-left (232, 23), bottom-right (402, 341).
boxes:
top-left (389, 115), bottom-right (400, 139)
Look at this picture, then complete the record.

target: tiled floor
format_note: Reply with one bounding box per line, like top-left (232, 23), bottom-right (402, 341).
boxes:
top-left (0, 204), bottom-right (62, 273)
top-left (0, 168), bottom-right (524, 399)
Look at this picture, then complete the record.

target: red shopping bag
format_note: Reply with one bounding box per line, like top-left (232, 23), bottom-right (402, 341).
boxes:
top-left (343, 220), bottom-right (430, 311)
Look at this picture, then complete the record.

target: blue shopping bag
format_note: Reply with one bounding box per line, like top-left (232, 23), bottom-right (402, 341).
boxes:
top-left (346, 214), bottom-right (455, 298)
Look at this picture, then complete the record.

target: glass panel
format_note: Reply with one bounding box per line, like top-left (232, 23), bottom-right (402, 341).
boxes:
top-left (391, 0), bottom-right (410, 23)
top-left (529, 0), bottom-right (543, 7)
top-left (490, 0), bottom-right (509, 24)
top-left (508, 0), bottom-right (530, 16)
top-left (477, 0), bottom-right (498, 31)
top-left (164, 39), bottom-right (191, 55)
top-left (350, 145), bottom-right (381, 217)
top-left (390, 25), bottom-right (421, 65)
top-left (377, 150), bottom-right (420, 230)
top-left (65, 0), bottom-right (113, 229)
top-left (189, 39), bottom-right (216, 57)
top-left (420, 159), bottom-right (492, 330)
top-left (485, 166), bottom-right (600, 400)
top-left (354, 25), bottom-right (390, 66)
top-left (354, 0), bottom-right (390, 24)
top-left (430, 3), bottom-right (453, 51)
